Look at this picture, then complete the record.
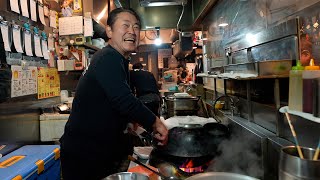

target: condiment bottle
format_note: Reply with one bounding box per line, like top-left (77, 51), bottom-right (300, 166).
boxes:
top-left (288, 60), bottom-right (304, 111)
top-left (302, 59), bottom-right (320, 113)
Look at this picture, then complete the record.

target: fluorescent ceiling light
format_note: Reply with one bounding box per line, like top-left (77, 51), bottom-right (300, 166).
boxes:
top-left (218, 23), bottom-right (229, 27)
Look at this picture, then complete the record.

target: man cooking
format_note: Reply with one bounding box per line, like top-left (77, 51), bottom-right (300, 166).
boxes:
top-left (59, 7), bottom-right (168, 180)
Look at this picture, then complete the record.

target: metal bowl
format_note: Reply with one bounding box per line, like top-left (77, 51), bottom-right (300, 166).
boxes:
top-left (102, 172), bottom-right (149, 180)
top-left (185, 172), bottom-right (259, 180)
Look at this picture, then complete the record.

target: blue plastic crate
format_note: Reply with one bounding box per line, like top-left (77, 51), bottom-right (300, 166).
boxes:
top-left (0, 145), bottom-right (60, 180)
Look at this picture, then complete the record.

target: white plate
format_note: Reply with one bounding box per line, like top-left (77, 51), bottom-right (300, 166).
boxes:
top-left (133, 146), bottom-right (153, 159)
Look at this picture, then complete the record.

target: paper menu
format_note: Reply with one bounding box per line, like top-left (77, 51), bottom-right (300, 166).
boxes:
top-left (10, 0), bottom-right (20, 14)
top-left (27, 66), bottom-right (38, 95)
top-left (11, 65), bottom-right (22, 97)
top-left (84, 17), bottom-right (93, 37)
top-left (38, 4), bottom-right (46, 25)
top-left (12, 27), bottom-right (24, 53)
top-left (11, 65), bottom-right (38, 97)
top-left (37, 67), bottom-right (60, 99)
top-left (0, 24), bottom-right (11, 52)
top-left (34, 35), bottom-right (43, 57)
top-left (59, 16), bottom-right (83, 35)
top-left (30, 0), bottom-right (37, 22)
top-left (20, 0), bottom-right (29, 18)
top-left (42, 40), bottom-right (49, 59)
top-left (24, 31), bottom-right (33, 56)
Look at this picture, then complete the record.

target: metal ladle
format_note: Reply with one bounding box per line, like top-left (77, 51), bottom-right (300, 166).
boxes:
top-left (128, 155), bottom-right (179, 180)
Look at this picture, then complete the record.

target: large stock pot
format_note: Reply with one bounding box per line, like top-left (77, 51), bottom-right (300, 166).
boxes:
top-left (164, 95), bottom-right (200, 118)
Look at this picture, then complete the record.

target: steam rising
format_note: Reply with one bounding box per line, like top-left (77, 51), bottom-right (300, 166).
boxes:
top-left (206, 129), bottom-right (263, 179)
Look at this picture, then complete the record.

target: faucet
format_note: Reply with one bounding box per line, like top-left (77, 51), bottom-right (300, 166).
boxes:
top-left (213, 95), bottom-right (240, 119)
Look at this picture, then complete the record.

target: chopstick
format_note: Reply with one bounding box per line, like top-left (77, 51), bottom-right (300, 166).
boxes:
top-left (313, 139), bottom-right (320, 160)
top-left (284, 112), bottom-right (304, 159)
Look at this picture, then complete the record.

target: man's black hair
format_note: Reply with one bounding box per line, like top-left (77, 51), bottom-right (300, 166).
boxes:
top-left (107, 8), bottom-right (141, 29)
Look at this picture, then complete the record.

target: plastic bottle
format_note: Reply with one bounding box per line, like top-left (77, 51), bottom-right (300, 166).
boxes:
top-left (302, 59), bottom-right (320, 113)
top-left (288, 60), bottom-right (304, 111)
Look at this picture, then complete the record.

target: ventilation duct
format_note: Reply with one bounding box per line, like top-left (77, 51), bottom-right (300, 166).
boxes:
top-left (139, 0), bottom-right (187, 7)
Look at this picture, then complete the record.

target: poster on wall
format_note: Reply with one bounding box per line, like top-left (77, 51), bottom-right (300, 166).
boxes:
top-left (158, 49), bottom-right (172, 69)
top-left (11, 66), bottom-right (38, 97)
top-left (37, 67), bottom-right (60, 99)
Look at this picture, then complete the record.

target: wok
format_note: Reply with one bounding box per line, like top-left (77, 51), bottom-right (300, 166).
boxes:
top-left (154, 122), bottom-right (230, 157)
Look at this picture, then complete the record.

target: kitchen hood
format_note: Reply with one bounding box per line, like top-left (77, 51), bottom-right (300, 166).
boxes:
top-left (139, 0), bottom-right (187, 7)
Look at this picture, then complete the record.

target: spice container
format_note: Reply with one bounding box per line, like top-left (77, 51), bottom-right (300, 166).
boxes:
top-left (288, 60), bottom-right (304, 111)
top-left (302, 59), bottom-right (320, 113)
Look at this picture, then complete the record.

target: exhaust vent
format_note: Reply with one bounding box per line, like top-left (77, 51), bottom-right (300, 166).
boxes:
top-left (172, 32), bottom-right (193, 58)
top-left (139, 0), bottom-right (187, 7)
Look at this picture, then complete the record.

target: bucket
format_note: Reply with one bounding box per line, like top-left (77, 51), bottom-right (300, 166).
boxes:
top-left (279, 146), bottom-right (320, 180)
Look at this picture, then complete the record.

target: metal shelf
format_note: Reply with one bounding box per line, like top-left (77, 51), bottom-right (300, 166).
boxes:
top-left (279, 106), bottom-right (320, 124)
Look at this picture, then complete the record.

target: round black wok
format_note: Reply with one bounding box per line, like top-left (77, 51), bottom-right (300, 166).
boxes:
top-left (155, 122), bottom-right (230, 157)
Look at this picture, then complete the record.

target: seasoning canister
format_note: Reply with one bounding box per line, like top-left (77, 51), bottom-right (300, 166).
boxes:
top-left (302, 59), bottom-right (320, 113)
top-left (313, 78), bottom-right (320, 117)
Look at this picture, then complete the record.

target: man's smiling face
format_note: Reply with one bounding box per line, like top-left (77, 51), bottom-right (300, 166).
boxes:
top-left (106, 12), bottom-right (140, 58)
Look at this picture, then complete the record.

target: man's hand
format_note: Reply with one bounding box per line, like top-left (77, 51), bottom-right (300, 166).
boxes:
top-left (152, 117), bottom-right (168, 146)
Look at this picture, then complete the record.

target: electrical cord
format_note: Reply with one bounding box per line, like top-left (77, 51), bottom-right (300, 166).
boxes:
top-left (176, 1), bottom-right (187, 33)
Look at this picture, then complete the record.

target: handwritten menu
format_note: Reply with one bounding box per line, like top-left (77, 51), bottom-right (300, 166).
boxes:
top-left (11, 66), bottom-right (38, 97)
top-left (37, 67), bottom-right (60, 99)
top-left (59, 16), bottom-right (83, 35)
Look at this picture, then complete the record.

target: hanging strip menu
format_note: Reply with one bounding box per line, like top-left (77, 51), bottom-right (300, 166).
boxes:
top-left (49, 10), bottom-right (57, 28)
top-left (12, 25), bottom-right (24, 53)
top-left (34, 34), bottom-right (43, 57)
top-left (24, 31), bottom-right (33, 56)
top-left (0, 23), bottom-right (12, 52)
top-left (38, 3), bottom-right (46, 25)
top-left (20, 0), bottom-right (29, 18)
top-left (30, 0), bottom-right (37, 22)
top-left (10, 0), bottom-right (20, 14)
top-left (42, 40), bottom-right (49, 59)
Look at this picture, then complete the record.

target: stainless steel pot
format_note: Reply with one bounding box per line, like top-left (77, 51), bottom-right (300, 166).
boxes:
top-left (164, 95), bottom-right (200, 118)
top-left (103, 172), bottom-right (149, 180)
top-left (185, 172), bottom-right (259, 180)
top-left (279, 146), bottom-right (320, 180)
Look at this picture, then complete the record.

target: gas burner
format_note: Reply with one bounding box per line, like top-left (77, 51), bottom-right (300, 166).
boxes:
top-left (179, 158), bottom-right (213, 173)
top-left (149, 149), bottom-right (214, 178)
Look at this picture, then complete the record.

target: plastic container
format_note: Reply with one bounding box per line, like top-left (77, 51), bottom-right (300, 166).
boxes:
top-left (288, 60), bottom-right (304, 111)
top-left (302, 59), bottom-right (320, 113)
top-left (0, 145), bottom-right (61, 180)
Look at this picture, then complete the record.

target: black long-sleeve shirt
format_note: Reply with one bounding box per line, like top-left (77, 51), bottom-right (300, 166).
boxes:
top-left (60, 45), bottom-right (156, 160)
top-left (130, 69), bottom-right (159, 97)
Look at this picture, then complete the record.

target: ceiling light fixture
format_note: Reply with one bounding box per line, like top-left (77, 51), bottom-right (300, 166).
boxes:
top-left (218, 16), bottom-right (228, 27)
